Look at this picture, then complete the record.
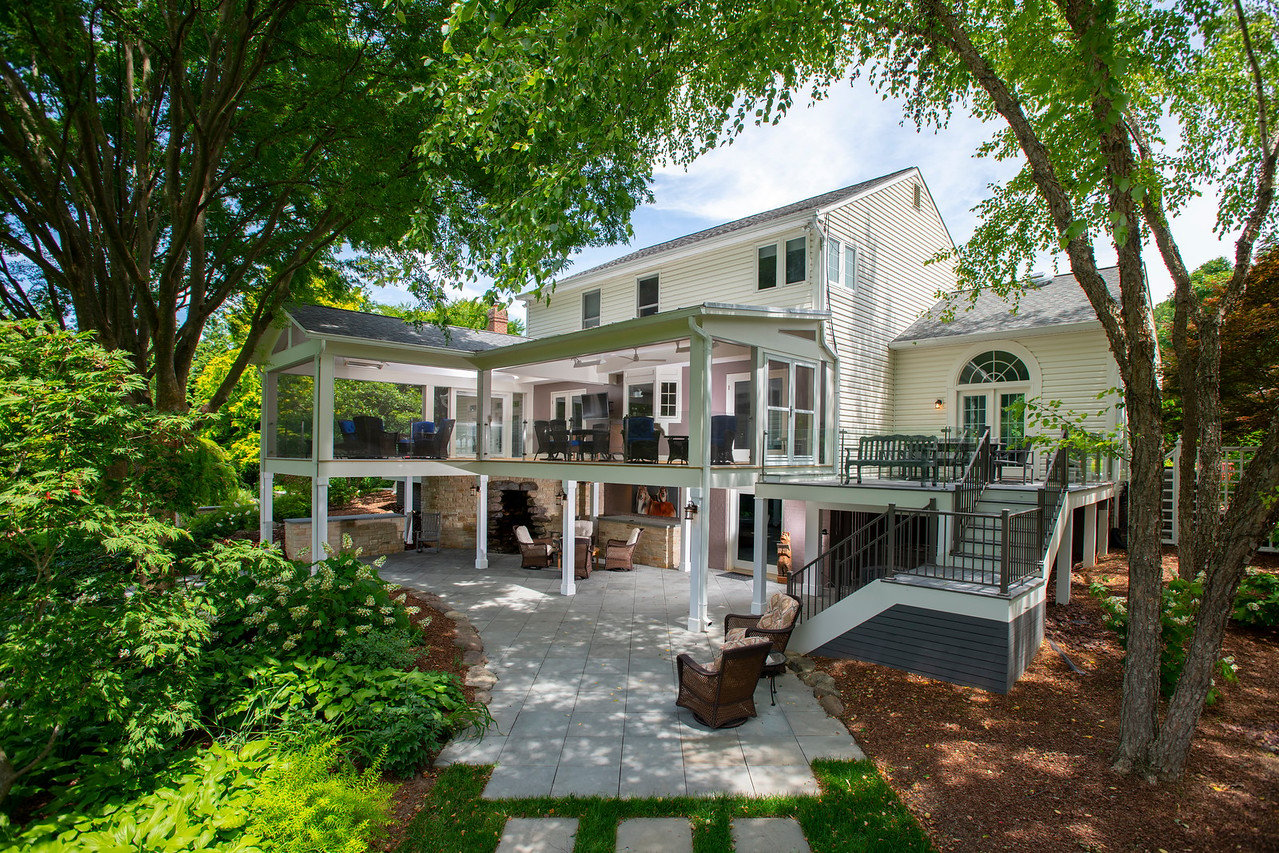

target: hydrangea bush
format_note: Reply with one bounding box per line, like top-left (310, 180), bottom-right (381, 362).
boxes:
top-left (184, 539), bottom-right (415, 656)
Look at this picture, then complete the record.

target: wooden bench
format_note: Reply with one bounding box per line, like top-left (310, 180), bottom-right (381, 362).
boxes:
top-left (842, 434), bottom-right (939, 484)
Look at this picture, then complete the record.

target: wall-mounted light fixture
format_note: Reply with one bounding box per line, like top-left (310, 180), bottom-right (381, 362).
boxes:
top-left (555, 488), bottom-right (568, 505)
top-left (934, 399), bottom-right (945, 410)
top-left (470, 483), bottom-right (481, 496)
top-left (684, 499), bottom-right (699, 520)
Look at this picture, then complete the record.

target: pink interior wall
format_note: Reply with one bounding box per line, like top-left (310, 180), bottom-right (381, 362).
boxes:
top-left (709, 488), bottom-right (729, 570)
top-left (782, 500), bottom-right (807, 566)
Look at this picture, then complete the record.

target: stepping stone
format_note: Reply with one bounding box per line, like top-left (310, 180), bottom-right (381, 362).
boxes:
top-left (496, 817), bottom-right (578, 853)
top-left (731, 817), bottom-right (811, 853)
top-left (616, 817), bottom-right (693, 853)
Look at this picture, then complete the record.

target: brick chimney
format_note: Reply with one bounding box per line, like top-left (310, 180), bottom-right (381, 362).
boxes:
top-left (486, 306), bottom-right (509, 335)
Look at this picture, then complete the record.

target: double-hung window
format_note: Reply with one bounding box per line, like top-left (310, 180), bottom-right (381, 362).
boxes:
top-left (825, 237), bottom-right (857, 292)
top-left (758, 236), bottom-right (807, 290)
top-left (582, 289), bottom-right (601, 329)
top-left (637, 275), bottom-right (659, 317)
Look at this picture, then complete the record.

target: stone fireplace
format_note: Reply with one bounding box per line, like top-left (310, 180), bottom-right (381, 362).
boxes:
top-left (488, 480), bottom-right (553, 552)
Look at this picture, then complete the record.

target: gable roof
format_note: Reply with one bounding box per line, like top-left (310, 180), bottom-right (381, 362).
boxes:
top-left (893, 266), bottom-right (1121, 344)
top-left (285, 303), bottom-right (527, 352)
top-left (553, 167), bottom-right (918, 286)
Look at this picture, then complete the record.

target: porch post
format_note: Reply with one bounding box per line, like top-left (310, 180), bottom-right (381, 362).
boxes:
top-left (752, 493), bottom-right (767, 615)
top-left (311, 476), bottom-right (329, 564)
top-left (1097, 499), bottom-right (1111, 557)
top-left (476, 369), bottom-right (492, 459)
top-left (1082, 502), bottom-right (1098, 569)
top-left (561, 479), bottom-right (577, 596)
top-left (1055, 507), bottom-right (1074, 605)
top-left (474, 475), bottom-right (489, 569)
top-left (404, 476), bottom-right (417, 546)
top-left (687, 486), bottom-right (707, 632)
top-left (314, 348), bottom-right (334, 462)
top-left (681, 503), bottom-right (692, 572)
top-left (259, 471), bottom-right (274, 545)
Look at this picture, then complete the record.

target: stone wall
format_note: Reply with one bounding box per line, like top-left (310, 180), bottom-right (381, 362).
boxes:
top-left (283, 513), bottom-right (405, 560)
top-left (596, 516), bottom-right (682, 570)
top-left (409, 476), bottom-right (563, 551)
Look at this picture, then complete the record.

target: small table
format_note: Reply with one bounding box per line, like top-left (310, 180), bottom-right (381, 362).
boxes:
top-left (762, 651), bottom-right (786, 706)
top-left (665, 435), bottom-right (689, 464)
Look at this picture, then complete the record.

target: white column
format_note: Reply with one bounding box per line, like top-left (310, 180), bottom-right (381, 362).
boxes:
top-left (1097, 499), bottom-right (1111, 556)
top-left (474, 475), bottom-right (489, 569)
top-left (311, 476), bottom-right (328, 564)
top-left (313, 350), bottom-right (334, 462)
top-left (404, 476), bottom-right (417, 545)
top-left (561, 479), bottom-right (577, 596)
top-left (259, 471), bottom-right (274, 545)
top-left (803, 501), bottom-right (820, 573)
top-left (1082, 502), bottom-right (1098, 568)
top-left (752, 493), bottom-right (767, 615)
top-left (687, 486), bottom-right (707, 632)
top-left (476, 369), bottom-right (491, 460)
top-left (1055, 510), bottom-right (1074, 605)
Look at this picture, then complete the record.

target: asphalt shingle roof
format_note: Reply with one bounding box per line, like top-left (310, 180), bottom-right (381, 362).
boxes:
top-left (286, 303), bottom-right (526, 352)
top-left (894, 266), bottom-right (1121, 343)
top-left (556, 168), bottom-right (917, 284)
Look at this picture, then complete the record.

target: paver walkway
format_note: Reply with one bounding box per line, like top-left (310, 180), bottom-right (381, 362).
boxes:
top-left (616, 818), bottom-right (693, 852)
top-left (495, 817), bottom-right (578, 853)
top-left (380, 550), bottom-right (863, 799)
top-left (732, 817), bottom-right (811, 852)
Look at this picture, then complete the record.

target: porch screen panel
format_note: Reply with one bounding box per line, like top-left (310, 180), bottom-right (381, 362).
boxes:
top-left (272, 367), bottom-right (314, 459)
top-left (766, 359), bottom-right (790, 456)
top-left (333, 379), bottom-right (423, 457)
top-left (512, 394), bottom-right (525, 457)
top-left (793, 364), bottom-right (816, 459)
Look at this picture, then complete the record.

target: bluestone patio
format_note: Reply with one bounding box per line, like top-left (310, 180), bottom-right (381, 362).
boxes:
top-left (378, 551), bottom-right (864, 799)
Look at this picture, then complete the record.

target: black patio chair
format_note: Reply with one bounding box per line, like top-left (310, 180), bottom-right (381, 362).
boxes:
top-left (710, 415), bottom-right (737, 464)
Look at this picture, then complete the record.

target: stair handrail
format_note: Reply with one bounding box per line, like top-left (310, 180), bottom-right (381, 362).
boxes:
top-left (952, 427), bottom-right (993, 552)
top-left (788, 499), bottom-right (936, 622)
top-left (1036, 428), bottom-right (1070, 550)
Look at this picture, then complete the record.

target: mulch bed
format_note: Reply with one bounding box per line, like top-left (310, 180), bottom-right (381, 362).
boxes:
top-left (814, 548), bottom-right (1279, 853)
top-left (375, 584), bottom-right (476, 852)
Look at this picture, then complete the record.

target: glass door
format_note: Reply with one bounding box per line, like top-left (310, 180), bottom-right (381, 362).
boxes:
top-left (455, 392), bottom-right (511, 456)
top-left (765, 357), bottom-right (818, 464)
top-left (734, 494), bottom-right (782, 570)
top-left (960, 392), bottom-right (989, 439)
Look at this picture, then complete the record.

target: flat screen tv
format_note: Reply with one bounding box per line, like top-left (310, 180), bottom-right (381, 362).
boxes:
top-left (582, 391), bottom-right (610, 420)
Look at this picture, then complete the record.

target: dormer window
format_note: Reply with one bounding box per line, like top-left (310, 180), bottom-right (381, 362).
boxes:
top-left (758, 236), bottom-right (806, 290)
top-left (637, 275), bottom-right (659, 317)
top-left (582, 289), bottom-right (601, 329)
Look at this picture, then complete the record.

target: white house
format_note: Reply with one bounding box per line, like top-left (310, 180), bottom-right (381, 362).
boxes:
top-left (255, 167), bottom-right (1120, 692)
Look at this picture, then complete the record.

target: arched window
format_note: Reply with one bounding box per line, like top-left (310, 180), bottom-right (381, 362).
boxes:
top-left (959, 350), bottom-right (1030, 385)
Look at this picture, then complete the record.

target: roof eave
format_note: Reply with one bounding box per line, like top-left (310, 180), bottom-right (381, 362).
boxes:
top-left (889, 318), bottom-right (1103, 349)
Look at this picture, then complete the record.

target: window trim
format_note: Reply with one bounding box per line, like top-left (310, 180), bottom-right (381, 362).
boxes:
top-left (636, 274), bottom-right (660, 317)
top-left (655, 366), bottom-right (681, 422)
top-left (756, 242), bottom-right (778, 290)
top-left (581, 288), bottom-right (601, 329)
top-left (757, 234), bottom-right (807, 291)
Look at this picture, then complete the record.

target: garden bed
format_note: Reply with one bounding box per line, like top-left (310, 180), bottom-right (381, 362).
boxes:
top-left (814, 549), bottom-right (1279, 853)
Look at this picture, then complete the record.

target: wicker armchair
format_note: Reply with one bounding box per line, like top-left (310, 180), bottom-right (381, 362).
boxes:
top-left (723, 592), bottom-right (801, 656)
top-left (676, 636), bottom-right (772, 728)
top-left (515, 525), bottom-right (557, 569)
top-left (573, 537), bottom-right (595, 579)
top-left (604, 527), bottom-right (642, 571)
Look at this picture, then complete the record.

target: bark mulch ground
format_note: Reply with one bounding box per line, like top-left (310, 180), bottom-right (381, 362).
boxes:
top-left (375, 585), bottom-right (475, 852)
top-left (814, 549), bottom-right (1279, 853)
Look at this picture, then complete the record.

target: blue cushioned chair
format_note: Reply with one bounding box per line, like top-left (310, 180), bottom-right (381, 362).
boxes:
top-left (623, 416), bottom-right (658, 463)
top-left (710, 415), bottom-right (737, 464)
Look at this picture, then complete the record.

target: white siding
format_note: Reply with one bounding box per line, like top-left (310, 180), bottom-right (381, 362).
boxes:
top-left (823, 177), bottom-right (956, 440)
top-left (891, 328), bottom-right (1121, 439)
top-left (525, 223), bottom-right (816, 337)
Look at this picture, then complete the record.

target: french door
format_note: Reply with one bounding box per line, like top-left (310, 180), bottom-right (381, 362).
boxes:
top-left (456, 392), bottom-right (512, 457)
top-left (959, 390), bottom-right (1027, 446)
top-left (725, 372), bottom-right (753, 463)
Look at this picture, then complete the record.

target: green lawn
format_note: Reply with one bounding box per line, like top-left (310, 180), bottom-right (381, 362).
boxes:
top-left (395, 760), bottom-right (935, 853)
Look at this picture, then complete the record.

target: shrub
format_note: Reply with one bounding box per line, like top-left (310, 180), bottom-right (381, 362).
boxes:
top-left (247, 739), bottom-right (392, 853)
top-left (338, 625), bottom-right (425, 670)
top-left (185, 541), bottom-right (415, 656)
top-left (4, 741), bottom-right (270, 852)
top-left (185, 502), bottom-right (260, 544)
top-left (1090, 576), bottom-right (1239, 703)
top-left (211, 658), bottom-right (490, 776)
top-left (1232, 567), bottom-right (1279, 628)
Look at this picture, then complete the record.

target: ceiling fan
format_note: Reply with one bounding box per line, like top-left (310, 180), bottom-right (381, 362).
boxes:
top-left (621, 347), bottom-right (666, 364)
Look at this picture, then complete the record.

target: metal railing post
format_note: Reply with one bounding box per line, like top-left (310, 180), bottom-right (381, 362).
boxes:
top-left (886, 503), bottom-right (897, 572)
top-left (999, 509), bottom-right (1011, 594)
top-left (839, 429), bottom-right (847, 483)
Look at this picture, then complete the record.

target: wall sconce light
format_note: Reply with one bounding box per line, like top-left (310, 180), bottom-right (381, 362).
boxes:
top-left (555, 488), bottom-right (568, 505)
top-left (684, 499), bottom-right (699, 520)
top-left (934, 399), bottom-right (945, 410)
top-left (470, 483), bottom-right (480, 496)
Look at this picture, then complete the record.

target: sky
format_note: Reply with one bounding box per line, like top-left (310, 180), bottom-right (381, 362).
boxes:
top-left (373, 79), bottom-right (1236, 326)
